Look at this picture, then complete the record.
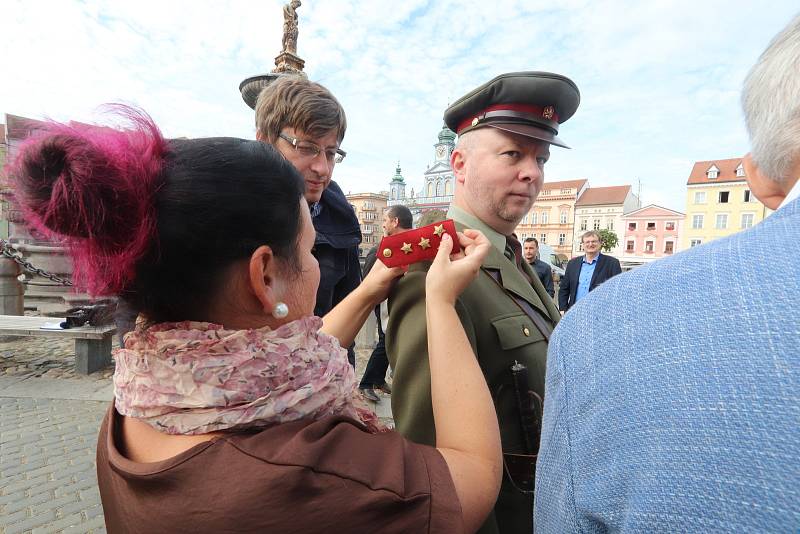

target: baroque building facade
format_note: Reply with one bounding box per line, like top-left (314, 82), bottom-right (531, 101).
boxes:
top-left (682, 158), bottom-right (770, 250)
top-left (387, 124), bottom-right (455, 218)
top-left (514, 179), bottom-right (588, 259)
top-left (620, 204), bottom-right (684, 267)
top-left (573, 185), bottom-right (641, 257)
top-left (345, 192), bottom-right (388, 259)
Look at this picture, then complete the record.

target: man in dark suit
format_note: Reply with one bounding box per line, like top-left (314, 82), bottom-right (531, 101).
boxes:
top-left (523, 237), bottom-right (554, 297)
top-left (558, 230), bottom-right (621, 312)
top-left (358, 204), bottom-right (412, 402)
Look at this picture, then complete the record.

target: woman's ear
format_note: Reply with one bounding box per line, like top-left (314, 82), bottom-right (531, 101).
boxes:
top-left (249, 245), bottom-right (280, 315)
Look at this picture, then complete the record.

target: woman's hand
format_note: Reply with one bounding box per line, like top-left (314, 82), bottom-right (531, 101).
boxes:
top-left (425, 229), bottom-right (490, 305)
top-left (359, 259), bottom-right (405, 305)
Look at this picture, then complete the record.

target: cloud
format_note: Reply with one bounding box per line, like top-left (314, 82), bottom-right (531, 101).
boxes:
top-left (2, 0), bottom-right (797, 210)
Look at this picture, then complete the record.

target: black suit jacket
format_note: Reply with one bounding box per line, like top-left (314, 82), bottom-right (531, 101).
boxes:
top-left (558, 253), bottom-right (622, 312)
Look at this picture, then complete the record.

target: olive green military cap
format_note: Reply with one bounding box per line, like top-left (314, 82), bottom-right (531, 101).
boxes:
top-left (444, 71), bottom-right (580, 149)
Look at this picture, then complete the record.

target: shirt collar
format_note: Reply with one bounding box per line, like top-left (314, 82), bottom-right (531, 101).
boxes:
top-left (778, 177), bottom-right (800, 210)
top-left (447, 205), bottom-right (507, 254)
top-left (582, 253), bottom-right (600, 265)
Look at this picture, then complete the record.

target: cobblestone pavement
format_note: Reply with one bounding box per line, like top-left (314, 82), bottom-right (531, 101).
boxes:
top-left (1, 333), bottom-right (390, 533)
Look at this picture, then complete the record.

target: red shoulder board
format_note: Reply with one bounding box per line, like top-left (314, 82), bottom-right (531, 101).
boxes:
top-left (378, 219), bottom-right (461, 268)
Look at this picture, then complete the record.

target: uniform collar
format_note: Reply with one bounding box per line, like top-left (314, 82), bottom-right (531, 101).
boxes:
top-left (778, 177), bottom-right (800, 210)
top-left (446, 205), bottom-right (508, 253)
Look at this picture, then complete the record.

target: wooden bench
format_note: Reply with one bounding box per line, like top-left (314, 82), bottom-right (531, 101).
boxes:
top-left (0, 315), bottom-right (116, 375)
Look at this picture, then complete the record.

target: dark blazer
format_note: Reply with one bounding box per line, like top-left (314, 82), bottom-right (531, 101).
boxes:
top-left (558, 253), bottom-right (622, 312)
top-left (529, 259), bottom-right (555, 298)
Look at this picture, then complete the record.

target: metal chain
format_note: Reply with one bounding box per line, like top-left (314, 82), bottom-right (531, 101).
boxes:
top-left (0, 240), bottom-right (73, 286)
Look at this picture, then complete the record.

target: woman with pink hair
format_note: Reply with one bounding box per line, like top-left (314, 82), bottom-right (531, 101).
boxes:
top-left (9, 108), bottom-right (501, 533)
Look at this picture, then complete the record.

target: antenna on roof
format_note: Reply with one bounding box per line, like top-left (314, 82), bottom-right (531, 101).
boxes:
top-left (637, 177), bottom-right (642, 207)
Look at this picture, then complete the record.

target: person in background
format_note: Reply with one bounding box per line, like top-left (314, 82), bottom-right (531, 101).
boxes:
top-left (558, 230), bottom-right (621, 312)
top-left (358, 204), bottom-right (413, 403)
top-left (522, 237), bottom-right (554, 298)
top-left (536, 14), bottom-right (800, 532)
top-left (10, 108), bottom-right (503, 533)
top-left (255, 76), bottom-right (361, 367)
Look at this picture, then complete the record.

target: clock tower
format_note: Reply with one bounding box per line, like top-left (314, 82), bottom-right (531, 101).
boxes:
top-left (434, 123), bottom-right (456, 163)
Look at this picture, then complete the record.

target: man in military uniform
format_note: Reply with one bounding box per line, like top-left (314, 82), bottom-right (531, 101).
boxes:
top-left (386, 71), bottom-right (580, 534)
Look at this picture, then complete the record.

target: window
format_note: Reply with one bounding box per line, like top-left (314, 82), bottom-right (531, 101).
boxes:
top-left (540, 233), bottom-right (547, 243)
top-left (736, 163), bottom-right (745, 177)
top-left (541, 212), bottom-right (549, 224)
top-left (593, 219), bottom-right (601, 230)
top-left (558, 233), bottom-right (566, 245)
top-left (665, 221), bottom-right (675, 231)
top-left (580, 219), bottom-right (587, 231)
top-left (690, 239), bottom-right (702, 247)
top-left (542, 190), bottom-right (550, 196)
top-left (522, 214), bottom-right (528, 224)
top-left (628, 222), bottom-right (637, 231)
top-left (741, 213), bottom-right (754, 229)
top-left (744, 189), bottom-right (752, 202)
top-left (707, 165), bottom-right (719, 179)
top-left (718, 191), bottom-right (729, 203)
top-left (560, 188), bottom-right (571, 194)
top-left (715, 214), bottom-right (728, 229)
top-left (694, 191), bottom-right (706, 204)
top-left (664, 241), bottom-right (674, 254)
top-left (645, 241), bottom-right (654, 253)
top-left (626, 240), bottom-right (635, 252)
top-left (646, 221), bottom-right (656, 231)
top-left (560, 211), bottom-right (568, 224)
top-left (531, 212), bottom-right (537, 225)
top-left (607, 219), bottom-right (614, 231)
top-left (692, 214), bottom-right (704, 229)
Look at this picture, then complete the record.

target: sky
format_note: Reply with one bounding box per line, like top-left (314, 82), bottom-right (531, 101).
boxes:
top-left (2, 0), bottom-right (798, 212)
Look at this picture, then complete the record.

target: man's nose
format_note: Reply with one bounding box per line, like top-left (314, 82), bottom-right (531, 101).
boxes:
top-left (519, 156), bottom-right (543, 182)
top-left (309, 152), bottom-right (331, 177)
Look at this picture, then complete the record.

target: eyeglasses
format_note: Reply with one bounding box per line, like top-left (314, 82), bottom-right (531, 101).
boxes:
top-left (279, 133), bottom-right (346, 164)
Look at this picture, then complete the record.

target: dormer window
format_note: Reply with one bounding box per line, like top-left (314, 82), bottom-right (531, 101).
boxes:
top-left (707, 165), bottom-right (719, 179)
top-left (736, 163), bottom-right (745, 177)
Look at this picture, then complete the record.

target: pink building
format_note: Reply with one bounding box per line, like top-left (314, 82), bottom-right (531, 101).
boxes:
top-left (620, 204), bottom-right (685, 267)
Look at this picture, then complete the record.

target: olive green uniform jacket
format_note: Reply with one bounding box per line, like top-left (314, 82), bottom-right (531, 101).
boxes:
top-left (386, 206), bottom-right (560, 534)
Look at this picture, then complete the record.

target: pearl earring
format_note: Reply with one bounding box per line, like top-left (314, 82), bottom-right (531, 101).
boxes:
top-left (272, 302), bottom-right (289, 319)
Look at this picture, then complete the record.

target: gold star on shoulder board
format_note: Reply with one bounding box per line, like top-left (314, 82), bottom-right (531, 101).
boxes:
top-left (433, 224), bottom-right (445, 237)
top-left (418, 237), bottom-right (431, 250)
top-left (401, 242), bottom-right (413, 254)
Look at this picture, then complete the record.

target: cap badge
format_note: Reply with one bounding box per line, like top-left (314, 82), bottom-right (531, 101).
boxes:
top-left (471, 117), bottom-right (480, 127)
top-left (542, 106), bottom-right (555, 120)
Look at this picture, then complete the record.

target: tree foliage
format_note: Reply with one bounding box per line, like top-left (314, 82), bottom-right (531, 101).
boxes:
top-left (598, 229), bottom-right (618, 252)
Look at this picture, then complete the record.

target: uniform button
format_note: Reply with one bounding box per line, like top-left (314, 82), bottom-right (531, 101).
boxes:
top-left (383, 248), bottom-right (392, 258)
top-left (523, 327), bottom-right (530, 337)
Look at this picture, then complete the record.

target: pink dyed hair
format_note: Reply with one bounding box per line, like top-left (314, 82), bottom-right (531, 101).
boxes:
top-left (9, 106), bottom-right (167, 296)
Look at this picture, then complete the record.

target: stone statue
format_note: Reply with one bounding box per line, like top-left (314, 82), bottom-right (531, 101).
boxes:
top-left (282, 0), bottom-right (301, 55)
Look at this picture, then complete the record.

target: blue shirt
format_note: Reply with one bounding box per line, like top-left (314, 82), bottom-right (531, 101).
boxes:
top-left (575, 255), bottom-right (598, 303)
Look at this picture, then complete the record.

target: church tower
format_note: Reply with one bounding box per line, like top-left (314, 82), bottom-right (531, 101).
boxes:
top-left (389, 162), bottom-right (406, 201)
top-left (423, 124), bottom-right (456, 200)
top-left (434, 123), bottom-right (456, 163)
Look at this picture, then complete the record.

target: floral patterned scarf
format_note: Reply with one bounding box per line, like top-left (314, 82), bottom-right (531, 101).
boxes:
top-left (113, 316), bottom-right (385, 435)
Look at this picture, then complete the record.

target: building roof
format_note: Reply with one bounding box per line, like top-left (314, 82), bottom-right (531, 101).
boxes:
top-left (5, 113), bottom-right (46, 140)
top-left (541, 178), bottom-right (587, 191)
top-left (622, 204), bottom-right (684, 218)
top-left (576, 185), bottom-right (632, 206)
top-left (686, 157), bottom-right (745, 185)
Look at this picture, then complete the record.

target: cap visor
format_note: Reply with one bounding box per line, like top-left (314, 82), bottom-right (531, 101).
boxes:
top-left (488, 123), bottom-right (571, 149)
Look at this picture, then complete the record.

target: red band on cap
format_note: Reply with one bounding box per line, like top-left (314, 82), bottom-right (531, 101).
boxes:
top-left (456, 103), bottom-right (559, 134)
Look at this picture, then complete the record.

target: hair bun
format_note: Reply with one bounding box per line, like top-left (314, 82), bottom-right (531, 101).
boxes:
top-left (9, 107), bottom-right (167, 296)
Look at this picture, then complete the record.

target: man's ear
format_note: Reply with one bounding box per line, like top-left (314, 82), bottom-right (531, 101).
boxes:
top-left (743, 153), bottom-right (788, 210)
top-left (248, 245), bottom-right (280, 315)
top-left (451, 148), bottom-right (467, 184)
top-left (255, 130), bottom-right (266, 142)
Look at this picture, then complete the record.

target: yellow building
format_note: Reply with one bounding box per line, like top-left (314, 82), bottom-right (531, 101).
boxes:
top-left (514, 179), bottom-right (588, 259)
top-left (346, 191), bottom-right (388, 259)
top-left (683, 158), bottom-right (770, 249)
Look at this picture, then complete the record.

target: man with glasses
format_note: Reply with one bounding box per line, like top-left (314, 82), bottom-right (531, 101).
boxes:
top-left (254, 76), bottom-right (361, 365)
top-left (558, 230), bottom-right (621, 313)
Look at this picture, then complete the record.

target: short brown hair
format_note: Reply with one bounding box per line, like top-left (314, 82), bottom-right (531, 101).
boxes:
top-left (581, 230), bottom-right (601, 242)
top-left (255, 76), bottom-right (347, 143)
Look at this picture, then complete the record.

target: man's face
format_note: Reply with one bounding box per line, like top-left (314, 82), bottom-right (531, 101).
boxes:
top-left (381, 213), bottom-right (399, 236)
top-left (523, 241), bottom-right (538, 263)
top-left (582, 235), bottom-right (601, 255)
top-left (275, 128), bottom-right (341, 204)
top-left (454, 128), bottom-right (549, 234)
